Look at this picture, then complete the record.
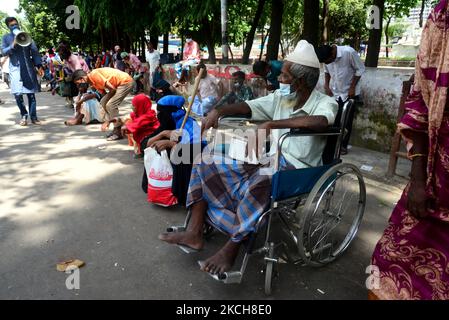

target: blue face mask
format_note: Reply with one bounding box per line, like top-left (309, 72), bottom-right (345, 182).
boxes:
top-left (9, 24), bottom-right (19, 32)
top-left (279, 83), bottom-right (292, 96)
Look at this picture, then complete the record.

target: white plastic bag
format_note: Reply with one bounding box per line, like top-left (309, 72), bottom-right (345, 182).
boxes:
top-left (144, 147), bottom-right (178, 207)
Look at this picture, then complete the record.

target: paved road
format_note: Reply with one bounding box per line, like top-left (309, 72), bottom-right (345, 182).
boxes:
top-left (0, 83), bottom-right (406, 300)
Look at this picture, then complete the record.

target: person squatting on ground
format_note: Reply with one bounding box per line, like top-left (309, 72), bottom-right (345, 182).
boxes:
top-left (214, 71), bottom-right (254, 109)
top-left (191, 63), bottom-right (223, 116)
top-left (140, 95), bottom-right (205, 206)
top-left (64, 82), bottom-right (103, 126)
top-left (72, 67), bottom-right (133, 141)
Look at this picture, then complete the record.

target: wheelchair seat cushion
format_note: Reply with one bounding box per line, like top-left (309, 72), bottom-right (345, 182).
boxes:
top-left (271, 161), bottom-right (340, 202)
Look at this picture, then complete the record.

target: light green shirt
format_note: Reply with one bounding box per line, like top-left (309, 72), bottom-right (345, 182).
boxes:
top-left (246, 89), bottom-right (338, 169)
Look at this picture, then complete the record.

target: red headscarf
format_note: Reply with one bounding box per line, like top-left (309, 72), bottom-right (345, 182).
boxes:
top-left (127, 94), bottom-right (160, 147)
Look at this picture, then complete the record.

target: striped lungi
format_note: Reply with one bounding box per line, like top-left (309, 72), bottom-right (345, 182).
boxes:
top-left (186, 156), bottom-right (275, 242)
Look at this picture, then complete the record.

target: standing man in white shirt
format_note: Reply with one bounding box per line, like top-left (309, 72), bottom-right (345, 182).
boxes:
top-left (316, 44), bottom-right (365, 154)
top-left (145, 41), bottom-right (160, 89)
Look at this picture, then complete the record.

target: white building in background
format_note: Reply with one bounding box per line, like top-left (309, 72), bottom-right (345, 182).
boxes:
top-left (391, 3), bottom-right (433, 58)
top-left (407, 5), bottom-right (432, 27)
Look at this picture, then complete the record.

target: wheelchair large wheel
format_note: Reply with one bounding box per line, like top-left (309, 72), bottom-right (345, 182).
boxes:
top-left (298, 163), bottom-right (366, 267)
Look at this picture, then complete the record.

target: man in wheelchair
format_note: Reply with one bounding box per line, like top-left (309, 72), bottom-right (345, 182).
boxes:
top-left (159, 40), bottom-right (338, 275)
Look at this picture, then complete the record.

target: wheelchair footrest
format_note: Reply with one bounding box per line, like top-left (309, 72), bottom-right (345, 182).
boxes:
top-left (166, 226), bottom-right (186, 233)
top-left (198, 261), bottom-right (243, 284)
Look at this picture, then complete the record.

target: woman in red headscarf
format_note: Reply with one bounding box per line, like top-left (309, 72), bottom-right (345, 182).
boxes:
top-left (122, 94), bottom-right (160, 156)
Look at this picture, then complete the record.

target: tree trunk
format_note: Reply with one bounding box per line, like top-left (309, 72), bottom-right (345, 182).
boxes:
top-left (163, 33), bottom-right (169, 55)
top-left (322, 0), bottom-right (330, 44)
top-left (221, 0), bottom-right (229, 63)
top-left (142, 35), bottom-right (148, 56)
top-left (365, 0), bottom-right (385, 68)
top-left (302, 0), bottom-right (320, 46)
top-left (100, 26), bottom-right (104, 49)
top-left (206, 40), bottom-right (216, 64)
top-left (385, 17), bottom-right (391, 59)
top-left (259, 30), bottom-right (269, 60)
top-left (419, 0), bottom-right (426, 28)
top-left (202, 20), bottom-right (216, 64)
top-left (229, 45), bottom-right (234, 64)
top-left (113, 21), bottom-right (119, 44)
top-left (242, 0), bottom-right (266, 64)
top-left (266, 0), bottom-right (284, 60)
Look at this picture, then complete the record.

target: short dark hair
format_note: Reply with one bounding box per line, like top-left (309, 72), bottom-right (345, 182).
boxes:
top-left (232, 71), bottom-right (246, 81)
top-left (5, 17), bottom-right (18, 27)
top-left (315, 45), bottom-right (333, 63)
top-left (72, 69), bottom-right (88, 82)
top-left (253, 60), bottom-right (269, 76)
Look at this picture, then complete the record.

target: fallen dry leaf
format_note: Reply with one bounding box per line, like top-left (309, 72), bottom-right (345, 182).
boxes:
top-left (56, 259), bottom-right (85, 272)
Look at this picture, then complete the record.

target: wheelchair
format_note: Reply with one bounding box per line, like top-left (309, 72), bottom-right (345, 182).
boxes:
top-left (167, 99), bottom-right (366, 295)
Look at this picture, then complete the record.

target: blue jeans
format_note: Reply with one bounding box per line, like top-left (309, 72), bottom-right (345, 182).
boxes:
top-left (15, 94), bottom-right (37, 120)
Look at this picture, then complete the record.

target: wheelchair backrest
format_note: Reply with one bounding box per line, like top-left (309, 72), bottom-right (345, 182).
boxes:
top-left (322, 99), bottom-right (354, 165)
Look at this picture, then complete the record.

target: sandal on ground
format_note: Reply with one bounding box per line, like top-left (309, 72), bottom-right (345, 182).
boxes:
top-left (19, 119), bottom-right (27, 126)
top-left (106, 134), bottom-right (123, 141)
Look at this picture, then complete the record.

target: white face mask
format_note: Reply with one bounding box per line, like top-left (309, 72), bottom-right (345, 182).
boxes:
top-left (186, 38), bottom-right (192, 43)
top-left (279, 83), bottom-right (292, 96)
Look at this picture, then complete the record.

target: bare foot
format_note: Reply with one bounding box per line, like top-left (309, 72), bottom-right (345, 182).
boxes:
top-left (158, 231), bottom-right (204, 251)
top-left (200, 241), bottom-right (241, 275)
top-left (64, 115), bottom-right (84, 126)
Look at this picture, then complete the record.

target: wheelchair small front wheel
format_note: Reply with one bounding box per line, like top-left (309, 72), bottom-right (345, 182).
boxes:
top-left (298, 163), bottom-right (366, 267)
top-left (264, 242), bottom-right (275, 295)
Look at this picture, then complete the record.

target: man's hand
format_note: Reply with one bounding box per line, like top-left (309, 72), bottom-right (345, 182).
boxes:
top-left (201, 109), bottom-right (220, 132)
top-left (37, 67), bottom-right (44, 78)
top-left (160, 130), bottom-right (173, 139)
top-left (121, 125), bottom-right (129, 136)
top-left (170, 130), bottom-right (182, 142)
top-left (101, 121), bottom-right (110, 132)
top-left (325, 86), bottom-right (334, 97)
top-left (348, 86), bottom-right (356, 99)
top-left (150, 140), bottom-right (177, 152)
top-left (407, 180), bottom-right (429, 218)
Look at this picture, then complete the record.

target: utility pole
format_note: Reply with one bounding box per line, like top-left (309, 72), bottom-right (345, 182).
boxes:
top-left (221, 0), bottom-right (229, 63)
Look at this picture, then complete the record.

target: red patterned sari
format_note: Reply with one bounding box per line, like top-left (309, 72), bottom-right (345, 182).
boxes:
top-left (371, 0), bottom-right (449, 300)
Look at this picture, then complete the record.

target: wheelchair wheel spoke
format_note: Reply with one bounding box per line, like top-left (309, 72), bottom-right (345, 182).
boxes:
top-left (312, 219), bottom-right (339, 253)
top-left (298, 163), bottom-right (366, 266)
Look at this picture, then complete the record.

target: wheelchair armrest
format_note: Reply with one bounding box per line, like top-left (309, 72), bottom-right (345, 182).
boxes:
top-left (289, 126), bottom-right (341, 136)
top-left (219, 114), bottom-right (251, 121)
